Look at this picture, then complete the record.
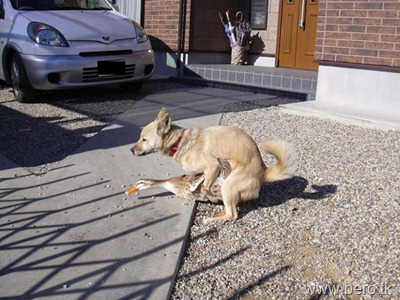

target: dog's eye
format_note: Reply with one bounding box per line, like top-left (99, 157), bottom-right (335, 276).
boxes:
top-left (142, 138), bottom-right (147, 142)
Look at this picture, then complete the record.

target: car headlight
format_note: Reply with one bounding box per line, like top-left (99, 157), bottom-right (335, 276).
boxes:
top-left (27, 22), bottom-right (69, 47)
top-left (132, 21), bottom-right (148, 43)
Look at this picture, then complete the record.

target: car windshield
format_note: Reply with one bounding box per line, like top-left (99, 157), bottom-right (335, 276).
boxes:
top-left (11, 0), bottom-right (113, 11)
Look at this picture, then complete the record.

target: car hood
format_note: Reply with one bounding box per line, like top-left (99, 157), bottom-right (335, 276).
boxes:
top-left (19, 10), bottom-right (135, 43)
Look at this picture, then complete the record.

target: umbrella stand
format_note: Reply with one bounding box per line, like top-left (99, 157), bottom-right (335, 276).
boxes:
top-left (218, 10), bottom-right (251, 65)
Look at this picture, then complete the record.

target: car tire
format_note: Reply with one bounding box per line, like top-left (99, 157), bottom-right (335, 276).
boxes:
top-left (10, 53), bottom-right (35, 103)
top-left (121, 81), bottom-right (144, 92)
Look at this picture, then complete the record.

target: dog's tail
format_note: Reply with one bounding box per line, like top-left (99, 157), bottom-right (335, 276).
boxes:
top-left (261, 139), bottom-right (296, 182)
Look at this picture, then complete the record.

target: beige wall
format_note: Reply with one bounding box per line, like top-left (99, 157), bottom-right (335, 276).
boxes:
top-left (250, 0), bottom-right (279, 56)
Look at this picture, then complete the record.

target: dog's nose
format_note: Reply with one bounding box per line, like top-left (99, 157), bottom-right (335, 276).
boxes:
top-left (130, 147), bottom-right (135, 154)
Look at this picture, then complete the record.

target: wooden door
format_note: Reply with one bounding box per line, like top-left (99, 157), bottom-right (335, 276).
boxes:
top-left (278, 0), bottom-right (319, 70)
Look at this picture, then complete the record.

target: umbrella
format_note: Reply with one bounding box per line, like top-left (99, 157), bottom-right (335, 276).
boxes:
top-left (234, 11), bottom-right (252, 47)
top-left (218, 10), bottom-right (237, 46)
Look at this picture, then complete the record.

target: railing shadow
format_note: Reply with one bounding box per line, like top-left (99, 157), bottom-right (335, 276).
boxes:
top-left (0, 166), bottom-right (186, 299)
top-left (226, 266), bottom-right (291, 300)
top-left (172, 236), bottom-right (291, 299)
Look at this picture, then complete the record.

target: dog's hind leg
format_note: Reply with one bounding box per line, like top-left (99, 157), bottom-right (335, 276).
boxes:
top-left (202, 199), bottom-right (238, 225)
top-left (202, 181), bottom-right (239, 225)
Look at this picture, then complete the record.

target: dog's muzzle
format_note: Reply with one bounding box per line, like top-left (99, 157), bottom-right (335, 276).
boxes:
top-left (131, 146), bottom-right (147, 156)
top-left (130, 146), bottom-right (140, 156)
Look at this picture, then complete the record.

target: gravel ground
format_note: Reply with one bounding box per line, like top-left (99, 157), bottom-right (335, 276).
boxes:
top-left (171, 100), bottom-right (400, 300)
top-left (0, 79), bottom-right (194, 175)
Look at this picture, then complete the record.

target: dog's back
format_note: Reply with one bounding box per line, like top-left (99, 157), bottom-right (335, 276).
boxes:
top-left (178, 126), bottom-right (265, 169)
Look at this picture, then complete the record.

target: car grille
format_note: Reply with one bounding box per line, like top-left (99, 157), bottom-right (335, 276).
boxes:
top-left (79, 50), bottom-right (133, 57)
top-left (82, 64), bottom-right (135, 83)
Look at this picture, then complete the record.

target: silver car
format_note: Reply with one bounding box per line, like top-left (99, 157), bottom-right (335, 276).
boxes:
top-left (0, 0), bottom-right (155, 102)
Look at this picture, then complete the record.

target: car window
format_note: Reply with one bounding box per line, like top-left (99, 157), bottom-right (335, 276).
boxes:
top-left (10, 0), bottom-right (112, 11)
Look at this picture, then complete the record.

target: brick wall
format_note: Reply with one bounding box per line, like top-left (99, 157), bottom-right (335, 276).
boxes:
top-left (143, 0), bottom-right (183, 51)
top-left (144, 0), bottom-right (246, 53)
top-left (315, 1), bottom-right (400, 68)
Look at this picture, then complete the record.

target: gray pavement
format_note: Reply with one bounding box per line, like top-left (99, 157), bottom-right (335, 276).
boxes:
top-left (0, 87), bottom-right (272, 300)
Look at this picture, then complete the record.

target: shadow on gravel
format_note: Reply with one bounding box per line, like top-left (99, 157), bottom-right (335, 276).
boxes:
top-left (226, 265), bottom-right (291, 300)
top-left (173, 239), bottom-right (290, 299)
top-left (178, 246), bottom-right (252, 280)
top-left (38, 85), bottom-right (149, 123)
top-left (239, 176), bottom-right (338, 217)
top-left (0, 104), bottom-right (104, 173)
top-left (263, 176), bottom-right (337, 204)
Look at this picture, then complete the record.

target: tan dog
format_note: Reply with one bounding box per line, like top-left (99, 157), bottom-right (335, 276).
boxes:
top-left (131, 107), bottom-right (296, 224)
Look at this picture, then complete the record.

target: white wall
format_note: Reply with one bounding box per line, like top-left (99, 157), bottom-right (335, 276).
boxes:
top-left (316, 65), bottom-right (400, 118)
top-left (250, 55), bottom-right (275, 67)
top-left (115, 0), bottom-right (141, 23)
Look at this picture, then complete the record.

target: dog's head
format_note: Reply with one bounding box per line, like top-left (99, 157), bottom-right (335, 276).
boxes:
top-left (131, 107), bottom-right (172, 156)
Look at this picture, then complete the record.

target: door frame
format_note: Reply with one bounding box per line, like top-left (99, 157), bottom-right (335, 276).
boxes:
top-left (276, 0), bottom-right (285, 68)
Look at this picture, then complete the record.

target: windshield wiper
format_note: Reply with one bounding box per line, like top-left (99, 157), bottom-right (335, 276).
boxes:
top-left (16, 5), bottom-right (112, 11)
top-left (85, 7), bottom-right (112, 10)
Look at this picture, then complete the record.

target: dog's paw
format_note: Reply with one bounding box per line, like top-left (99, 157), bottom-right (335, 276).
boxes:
top-left (202, 210), bottom-right (227, 226)
top-left (213, 210), bottom-right (226, 218)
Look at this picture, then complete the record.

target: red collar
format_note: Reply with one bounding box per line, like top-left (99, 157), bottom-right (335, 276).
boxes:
top-left (169, 135), bottom-right (182, 157)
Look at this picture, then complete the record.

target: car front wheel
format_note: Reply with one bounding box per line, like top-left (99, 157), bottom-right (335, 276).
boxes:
top-left (10, 53), bottom-right (35, 103)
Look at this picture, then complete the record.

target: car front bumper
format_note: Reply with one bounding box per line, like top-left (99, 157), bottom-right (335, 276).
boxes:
top-left (21, 49), bottom-right (155, 90)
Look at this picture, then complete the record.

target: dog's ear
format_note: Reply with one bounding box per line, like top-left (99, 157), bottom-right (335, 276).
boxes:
top-left (156, 107), bottom-right (169, 121)
top-left (156, 107), bottom-right (171, 135)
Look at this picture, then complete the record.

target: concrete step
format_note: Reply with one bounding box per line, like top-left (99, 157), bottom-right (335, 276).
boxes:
top-left (280, 101), bottom-right (400, 131)
top-left (172, 64), bottom-right (318, 101)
